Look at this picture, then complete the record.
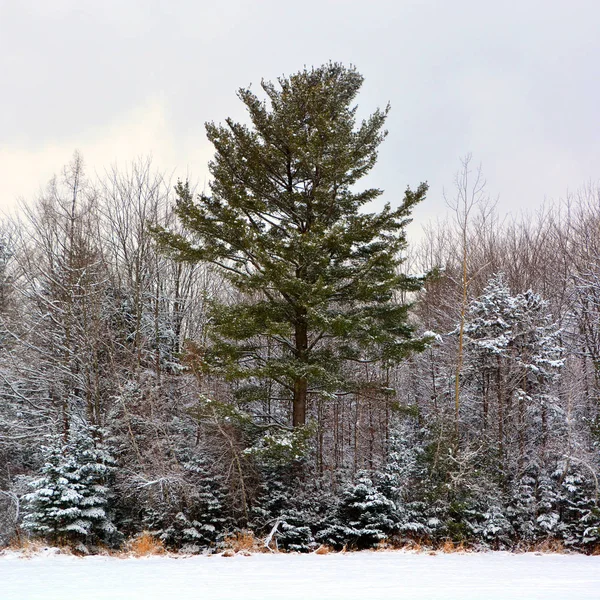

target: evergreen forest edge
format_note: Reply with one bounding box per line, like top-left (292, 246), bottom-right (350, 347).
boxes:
top-left (1, 63), bottom-right (599, 555)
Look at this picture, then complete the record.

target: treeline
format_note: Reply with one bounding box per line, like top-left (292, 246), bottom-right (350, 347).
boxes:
top-left (0, 153), bottom-right (597, 553)
top-left (1, 64), bottom-right (599, 554)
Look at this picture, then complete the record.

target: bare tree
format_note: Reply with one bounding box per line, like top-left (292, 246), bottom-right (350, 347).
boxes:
top-left (444, 155), bottom-right (493, 442)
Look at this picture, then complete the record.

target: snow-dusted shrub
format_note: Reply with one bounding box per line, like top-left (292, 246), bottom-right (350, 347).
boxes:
top-left (317, 472), bottom-right (396, 550)
top-left (22, 428), bottom-right (118, 547)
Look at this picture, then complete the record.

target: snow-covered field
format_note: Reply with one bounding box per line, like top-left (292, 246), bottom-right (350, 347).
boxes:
top-left (2, 550), bottom-right (599, 600)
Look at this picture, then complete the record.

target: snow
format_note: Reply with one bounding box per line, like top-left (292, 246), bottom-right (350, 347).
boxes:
top-left (1, 551), bottom-right (599, 600)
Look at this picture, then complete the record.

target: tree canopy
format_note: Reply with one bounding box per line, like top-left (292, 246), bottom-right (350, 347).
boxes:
top-left (153, 62), bottom-right (429, 427)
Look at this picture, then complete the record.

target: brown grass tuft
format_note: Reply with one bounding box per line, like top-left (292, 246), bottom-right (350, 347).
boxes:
top-left (7, 536), bottom-right (26, 551)
top-left (375, 539), bottom-right (393, 551)
top-left (440, 540), bottom-right (467, 553)
top-left (127, 532), bottom-right (165, 556)
top-left (590, 544), bottom-right (600, 556)
top-left (7, 538), bottom-right (49, 556)
top-left (222, 530), bottom-right (261, 553)
top-left (529, 538), bottom-right (565, 554)
top-left (6, 537), bottom-right (78, 557)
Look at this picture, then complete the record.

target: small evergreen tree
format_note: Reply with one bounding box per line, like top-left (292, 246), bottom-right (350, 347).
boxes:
top-left (377, 421), bottom-right (433, 540)
top-left (276, 507), bottom-right (316, 552)
top-left (69, 427), bottom-right (118, 545)
top-left (248, 430), bottom-right (319, 552)
top-left (558, 464), bottom-right (600, 550)
top-left (251, 473), bottom-right (319, 553)
top-left (317, 472), bottom-right (396, 549)
top-left (155, 453), bottom-right (229, 553)
top-left (536, 469), bottom-right (562, 538)
top-left (508, 471), bottom-right (538, 543)
top-left (478, 501), bottom-right (513, 549)
top-left (22, 438), bottom-right (88, 545)
top-left (22, 428), bottom-right (118, 548)
top-left (182, 453), bottom-right (228, 547)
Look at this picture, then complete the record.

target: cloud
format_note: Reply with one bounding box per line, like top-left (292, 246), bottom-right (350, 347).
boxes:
top-left (0, 95), bottom-right (213, 213)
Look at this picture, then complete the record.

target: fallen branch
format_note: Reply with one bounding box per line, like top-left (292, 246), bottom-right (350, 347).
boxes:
top-left (264, 519), bottom-right (280, 552)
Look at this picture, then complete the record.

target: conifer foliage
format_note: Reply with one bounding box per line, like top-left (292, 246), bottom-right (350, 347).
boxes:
top-left (153, 63), bottom-right (429, 427)
top-left (23, 427), bottom-right (117, 548)
top-left (319, 472), bottom-right (397, 550)
top-left (4, 68), bottom-right (600, 557)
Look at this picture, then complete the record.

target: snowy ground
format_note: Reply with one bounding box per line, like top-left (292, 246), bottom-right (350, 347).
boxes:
top-left (2, 550), bottom-right (599, 600)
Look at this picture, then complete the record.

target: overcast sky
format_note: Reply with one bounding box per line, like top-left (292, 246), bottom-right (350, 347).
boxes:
top-left (1, 0), bottom-right (599, 234)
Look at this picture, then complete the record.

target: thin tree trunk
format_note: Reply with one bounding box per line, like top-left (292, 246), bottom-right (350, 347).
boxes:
top-left (293, 314), bottom-right (308, 427)
top-left (518, 370), bottom-right (526, 471)
top-left (483, 371), bottom-right (489, 430)
top-left (454, 228), bottom-right (468, 442)
top-left (496, 356), bottom-right (504, 469)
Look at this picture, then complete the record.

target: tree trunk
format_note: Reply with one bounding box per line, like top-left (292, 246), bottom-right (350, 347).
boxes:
top-left (293, 314), bottom-right (308, 427)
top-left (518, 370), bottom-right (526, 471)
top-left (496, 356), bottom-right (504, 469)
top-left (293, 377), bottom-right (307, 427)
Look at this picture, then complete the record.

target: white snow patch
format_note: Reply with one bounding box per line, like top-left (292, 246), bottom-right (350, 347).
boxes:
top-left (1, 551), bottom-right (599, 600)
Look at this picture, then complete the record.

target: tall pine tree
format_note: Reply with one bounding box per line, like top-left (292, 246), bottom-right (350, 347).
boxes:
top-left (154, 63), bottom-right (428, 426)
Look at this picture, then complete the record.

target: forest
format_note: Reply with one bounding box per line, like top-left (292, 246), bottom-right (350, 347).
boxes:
top-left (1, 63), bottom-right (599, 555)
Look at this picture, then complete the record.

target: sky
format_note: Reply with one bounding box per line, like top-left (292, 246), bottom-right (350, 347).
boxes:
top-left (1, 0), bottom-right (599, 235)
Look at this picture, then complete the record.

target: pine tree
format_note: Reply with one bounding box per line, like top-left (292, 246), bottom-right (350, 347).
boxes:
top-left (22, 428), bottom-right (118, 548)
top-left (462, 274), bottom-right (563, 470)
top-left (377, 421), bottom-right (433, 540)
top-left (557, 464), bottom-right (600, 550)
top-left (508, 471), bottom-right (538, 542)
top-left (250, 467), bottom-right (318, 552)
top-left (69, 427), bottom-right (118, 545)
top-left (181, 453), bottom-right (228, 548)
top-left (318, 472), bottom-right (396, 549)
top-left (478, 501), bottom-right (513, 549)
top-left (148, 452), bottom-right (229, 553)
top-left (153, 63), bottom-right (428, 427)
top-left (536, 469), bottom-right (562, 538)
top-left (22, 438), bottom-right (88, 545)
top-left (246, 430), bottom-right (320, 552)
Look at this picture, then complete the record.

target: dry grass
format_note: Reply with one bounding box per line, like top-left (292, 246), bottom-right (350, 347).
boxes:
top-left (390, 535), bottom-right (433, 552)
top-left (6, 538), bottom-right (54, 556)
top-left (7, 536), bottom-right (27, 551)
top-left (6, 536), bottom-right (81, 557)
top-left (127, 532), bottom-right (165, 556)
top-left (5, 537), bottom-right (120, 558)
top-left (528, 538), bottom-right (565, 554)
top-left (440, 540), bottom-right (468, 553)
top-left (374, 539), bottom-right (394, 551)
top-left (222, 530), bottom-right (262, 553)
